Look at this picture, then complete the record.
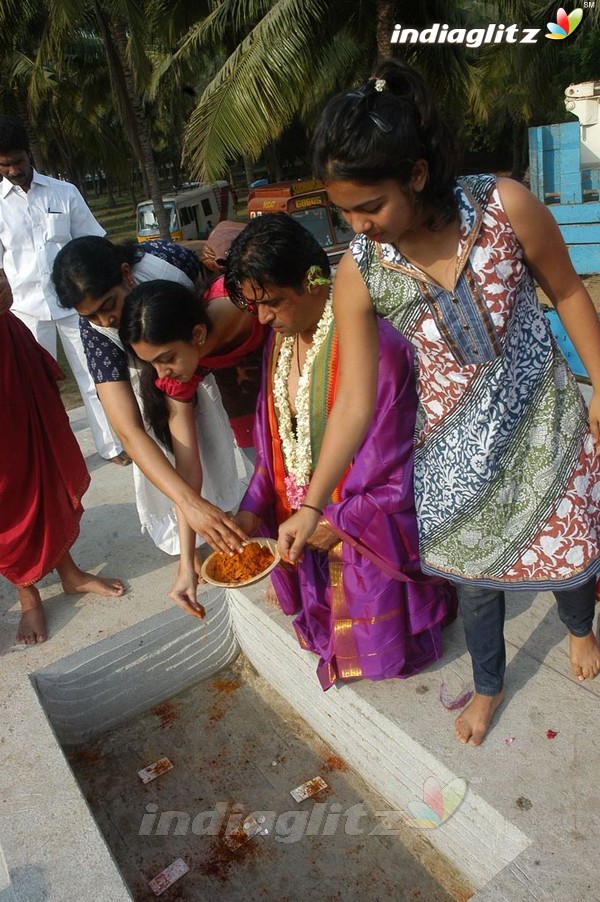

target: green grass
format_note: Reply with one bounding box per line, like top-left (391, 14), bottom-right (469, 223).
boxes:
top-left (86, 191), bottom-right (140, 244)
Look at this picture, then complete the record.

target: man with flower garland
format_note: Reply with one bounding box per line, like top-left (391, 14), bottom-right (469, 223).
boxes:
top-left (225, 214), bottom-right (454, 689)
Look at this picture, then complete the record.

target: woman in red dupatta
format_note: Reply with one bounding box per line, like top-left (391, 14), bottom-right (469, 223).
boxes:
top-left (0, 303), bottom-right (125, 645)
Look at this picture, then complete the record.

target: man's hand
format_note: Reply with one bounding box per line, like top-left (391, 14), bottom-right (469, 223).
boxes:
top-left (0, 272), bottom-right (13, 315)
top-left (182, 497), bottom-right (249, 554)
top-left (277, 507), bottom-right (321, 563)
top-left (307, 520), bottom-right (339, 553)
top-left (168, 566), bottom-right (206, 620)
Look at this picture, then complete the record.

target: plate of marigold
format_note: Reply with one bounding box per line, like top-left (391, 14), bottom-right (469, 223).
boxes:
top-left (201, 538), bottom-right (280, 588)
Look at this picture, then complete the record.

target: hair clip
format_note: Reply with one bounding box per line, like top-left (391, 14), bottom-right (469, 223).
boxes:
top-left (368, 112), bottom-right (393, 133)
top-left (373, 78), bottom-right (387, 92)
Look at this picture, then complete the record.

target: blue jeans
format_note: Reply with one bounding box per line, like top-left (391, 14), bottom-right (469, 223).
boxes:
top-left (456, 577), bottom-right (597, 696)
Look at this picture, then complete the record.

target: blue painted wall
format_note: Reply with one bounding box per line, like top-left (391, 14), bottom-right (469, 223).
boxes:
top-left (528, 121), bottom-right (600, 276)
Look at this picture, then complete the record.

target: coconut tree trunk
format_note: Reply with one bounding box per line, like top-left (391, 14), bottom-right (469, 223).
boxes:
top-left (106, 173), bottom-right (117, 208)
top-left (16, 99), bottom-right (45, 172)
top-left (375, 0), bottom-right (395, 62)
top-left (111, 19), bottom-right (169, 237)
top-left (48, 114), bottom-right (82, 189)
top-left (243, 154), bottom-right (256, 188)
top-left (93, 2), bottom-right (170, 238)
top-left (265, 143), bottom-right (283, 183)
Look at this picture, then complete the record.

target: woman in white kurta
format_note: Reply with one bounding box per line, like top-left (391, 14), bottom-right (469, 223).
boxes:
top-left (52, 237), bottom-right (249, 618)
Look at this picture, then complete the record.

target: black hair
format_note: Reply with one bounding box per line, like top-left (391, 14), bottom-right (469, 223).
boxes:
top-left (0, 117), bottom-right (30, 155)
top-left (311, 59), bottom-right (459, 229)
top-left (224, 212), bottom-right (330, 307)
top-left (53, 237), bottom-right (143, 309)
top-left (119, 280), bottom-right (212, 451)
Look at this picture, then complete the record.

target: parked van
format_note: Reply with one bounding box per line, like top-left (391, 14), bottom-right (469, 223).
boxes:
top-left (247, 179), bottom-right (354, 264)
top-left (136, 181), bottom-right (235, 243)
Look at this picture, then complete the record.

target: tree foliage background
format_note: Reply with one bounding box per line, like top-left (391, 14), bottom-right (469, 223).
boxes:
top-left (1, 0), bottom-right (598, 215)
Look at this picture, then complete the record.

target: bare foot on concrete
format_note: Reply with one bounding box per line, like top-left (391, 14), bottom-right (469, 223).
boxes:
top-left (455, 690), bottom-right (505, 747)
top-left (569, 631), bottom-right (600, 681)
top-left (16, 586), bottom-right (47, 645)
top-left (56, 553), bottom-right (125, 597)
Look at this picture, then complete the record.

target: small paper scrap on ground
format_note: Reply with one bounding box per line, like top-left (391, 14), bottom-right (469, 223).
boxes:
top-left (504, 736), bottom-right (515, 747)
top-left (546, 729), bottom-right (558, 739)
top-left (149, 858), bottom-right (189, 896)
top-left (224, 816), bottom-right (262, 851)
top-left (290, 776), bottom-right (328, 802)
top-left (439, 681), bottom-right (474, 711)
top-left (138, 757), bottom-right (174, 784)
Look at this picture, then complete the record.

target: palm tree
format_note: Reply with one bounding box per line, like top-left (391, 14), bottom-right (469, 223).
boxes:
top-left (469, 1), bottom-right (600, 178)
top-left (40, 0), bottom-right (172, 238)
top-left (0, 2), bottom-right (51, 171)
top-left (176, 0), bottom-right (470, 183)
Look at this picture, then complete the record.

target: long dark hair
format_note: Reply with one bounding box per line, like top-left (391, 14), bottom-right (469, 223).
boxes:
top-left (119, 280), bottom-right (212, 451)
top-left (53, 236), bottom-right (142, 309)
top-left (311, 60), bottom-right (459, 229)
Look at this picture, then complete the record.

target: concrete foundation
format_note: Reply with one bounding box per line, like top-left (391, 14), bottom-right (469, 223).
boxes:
top-left (1, 405), bottom-right (599, 901)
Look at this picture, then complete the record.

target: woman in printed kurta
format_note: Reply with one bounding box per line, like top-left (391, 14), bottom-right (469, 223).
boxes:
top-left (351, 174), bottom-right (599, 589)
top-left (278, 60), bottom-right (600, 746)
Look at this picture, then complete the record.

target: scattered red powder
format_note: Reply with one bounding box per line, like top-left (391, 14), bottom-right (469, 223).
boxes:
top-left (71, 747), bottom-right (104, 767)
top-left (323, 753), bottom-right (348, 772)
top-left (152, 701), bottom-right (183, 728)
top-left (211, 677), bottom-right (241, 695)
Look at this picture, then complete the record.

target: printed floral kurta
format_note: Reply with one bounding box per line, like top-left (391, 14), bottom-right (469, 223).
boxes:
top-left (351, 175), bottom-right (599, 589)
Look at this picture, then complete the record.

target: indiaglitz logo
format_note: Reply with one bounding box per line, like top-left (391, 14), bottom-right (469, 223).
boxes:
top-left (546, 7), bottom-right (583, 39)
top-left (405, 776), bottom-right (468, 829)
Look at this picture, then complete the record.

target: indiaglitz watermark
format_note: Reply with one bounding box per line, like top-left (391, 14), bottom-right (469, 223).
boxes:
top-left (139, 778), bottom-right (468, 842)
top-left (390, 22), bottom-right (542, 47)
top-left (389, 6), bottom-right (586, 47)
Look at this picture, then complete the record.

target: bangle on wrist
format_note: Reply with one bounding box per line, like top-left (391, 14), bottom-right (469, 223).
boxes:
top-left (300, 503), bottom-right (323, 515)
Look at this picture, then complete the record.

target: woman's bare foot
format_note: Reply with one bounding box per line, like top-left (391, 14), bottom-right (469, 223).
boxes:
top-left (16, 586), bottom-right (47, 645)
top-left (455, 690), bottom-right (505, 747)
top-left (569, 631), bottom-right (600, 681)
top-left (56, 553), bottom-right (125, 597)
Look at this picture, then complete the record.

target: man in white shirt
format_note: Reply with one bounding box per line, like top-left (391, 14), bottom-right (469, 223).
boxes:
top-left (0, 116), bottom-right (128, 464)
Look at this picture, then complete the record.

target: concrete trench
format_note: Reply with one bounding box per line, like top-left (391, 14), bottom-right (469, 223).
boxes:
top-left (2, 403), bottom-right (599, 901)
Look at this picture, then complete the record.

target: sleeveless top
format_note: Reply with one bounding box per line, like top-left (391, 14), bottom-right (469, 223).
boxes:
top-left (351, 175), bottom-right (599, 589)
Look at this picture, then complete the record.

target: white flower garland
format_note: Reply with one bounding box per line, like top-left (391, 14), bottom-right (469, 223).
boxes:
top-left (272, 294), bottom-right (334, 508)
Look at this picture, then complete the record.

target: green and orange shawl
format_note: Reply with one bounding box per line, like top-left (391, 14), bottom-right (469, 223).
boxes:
top-left (266, 327), bottom-right (347, 525)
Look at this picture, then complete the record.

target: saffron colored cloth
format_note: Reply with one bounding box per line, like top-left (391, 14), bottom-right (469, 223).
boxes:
top-left (241, 318), bottom-right (454, 690)
top-left (156, 275), bottom-right (266, 448)
top-left (0, 312), bottom-right (90, 586)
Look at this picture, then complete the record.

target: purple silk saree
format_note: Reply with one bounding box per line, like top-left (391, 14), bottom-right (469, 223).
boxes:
top-left (241, 318), bottom-right (454, 690)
